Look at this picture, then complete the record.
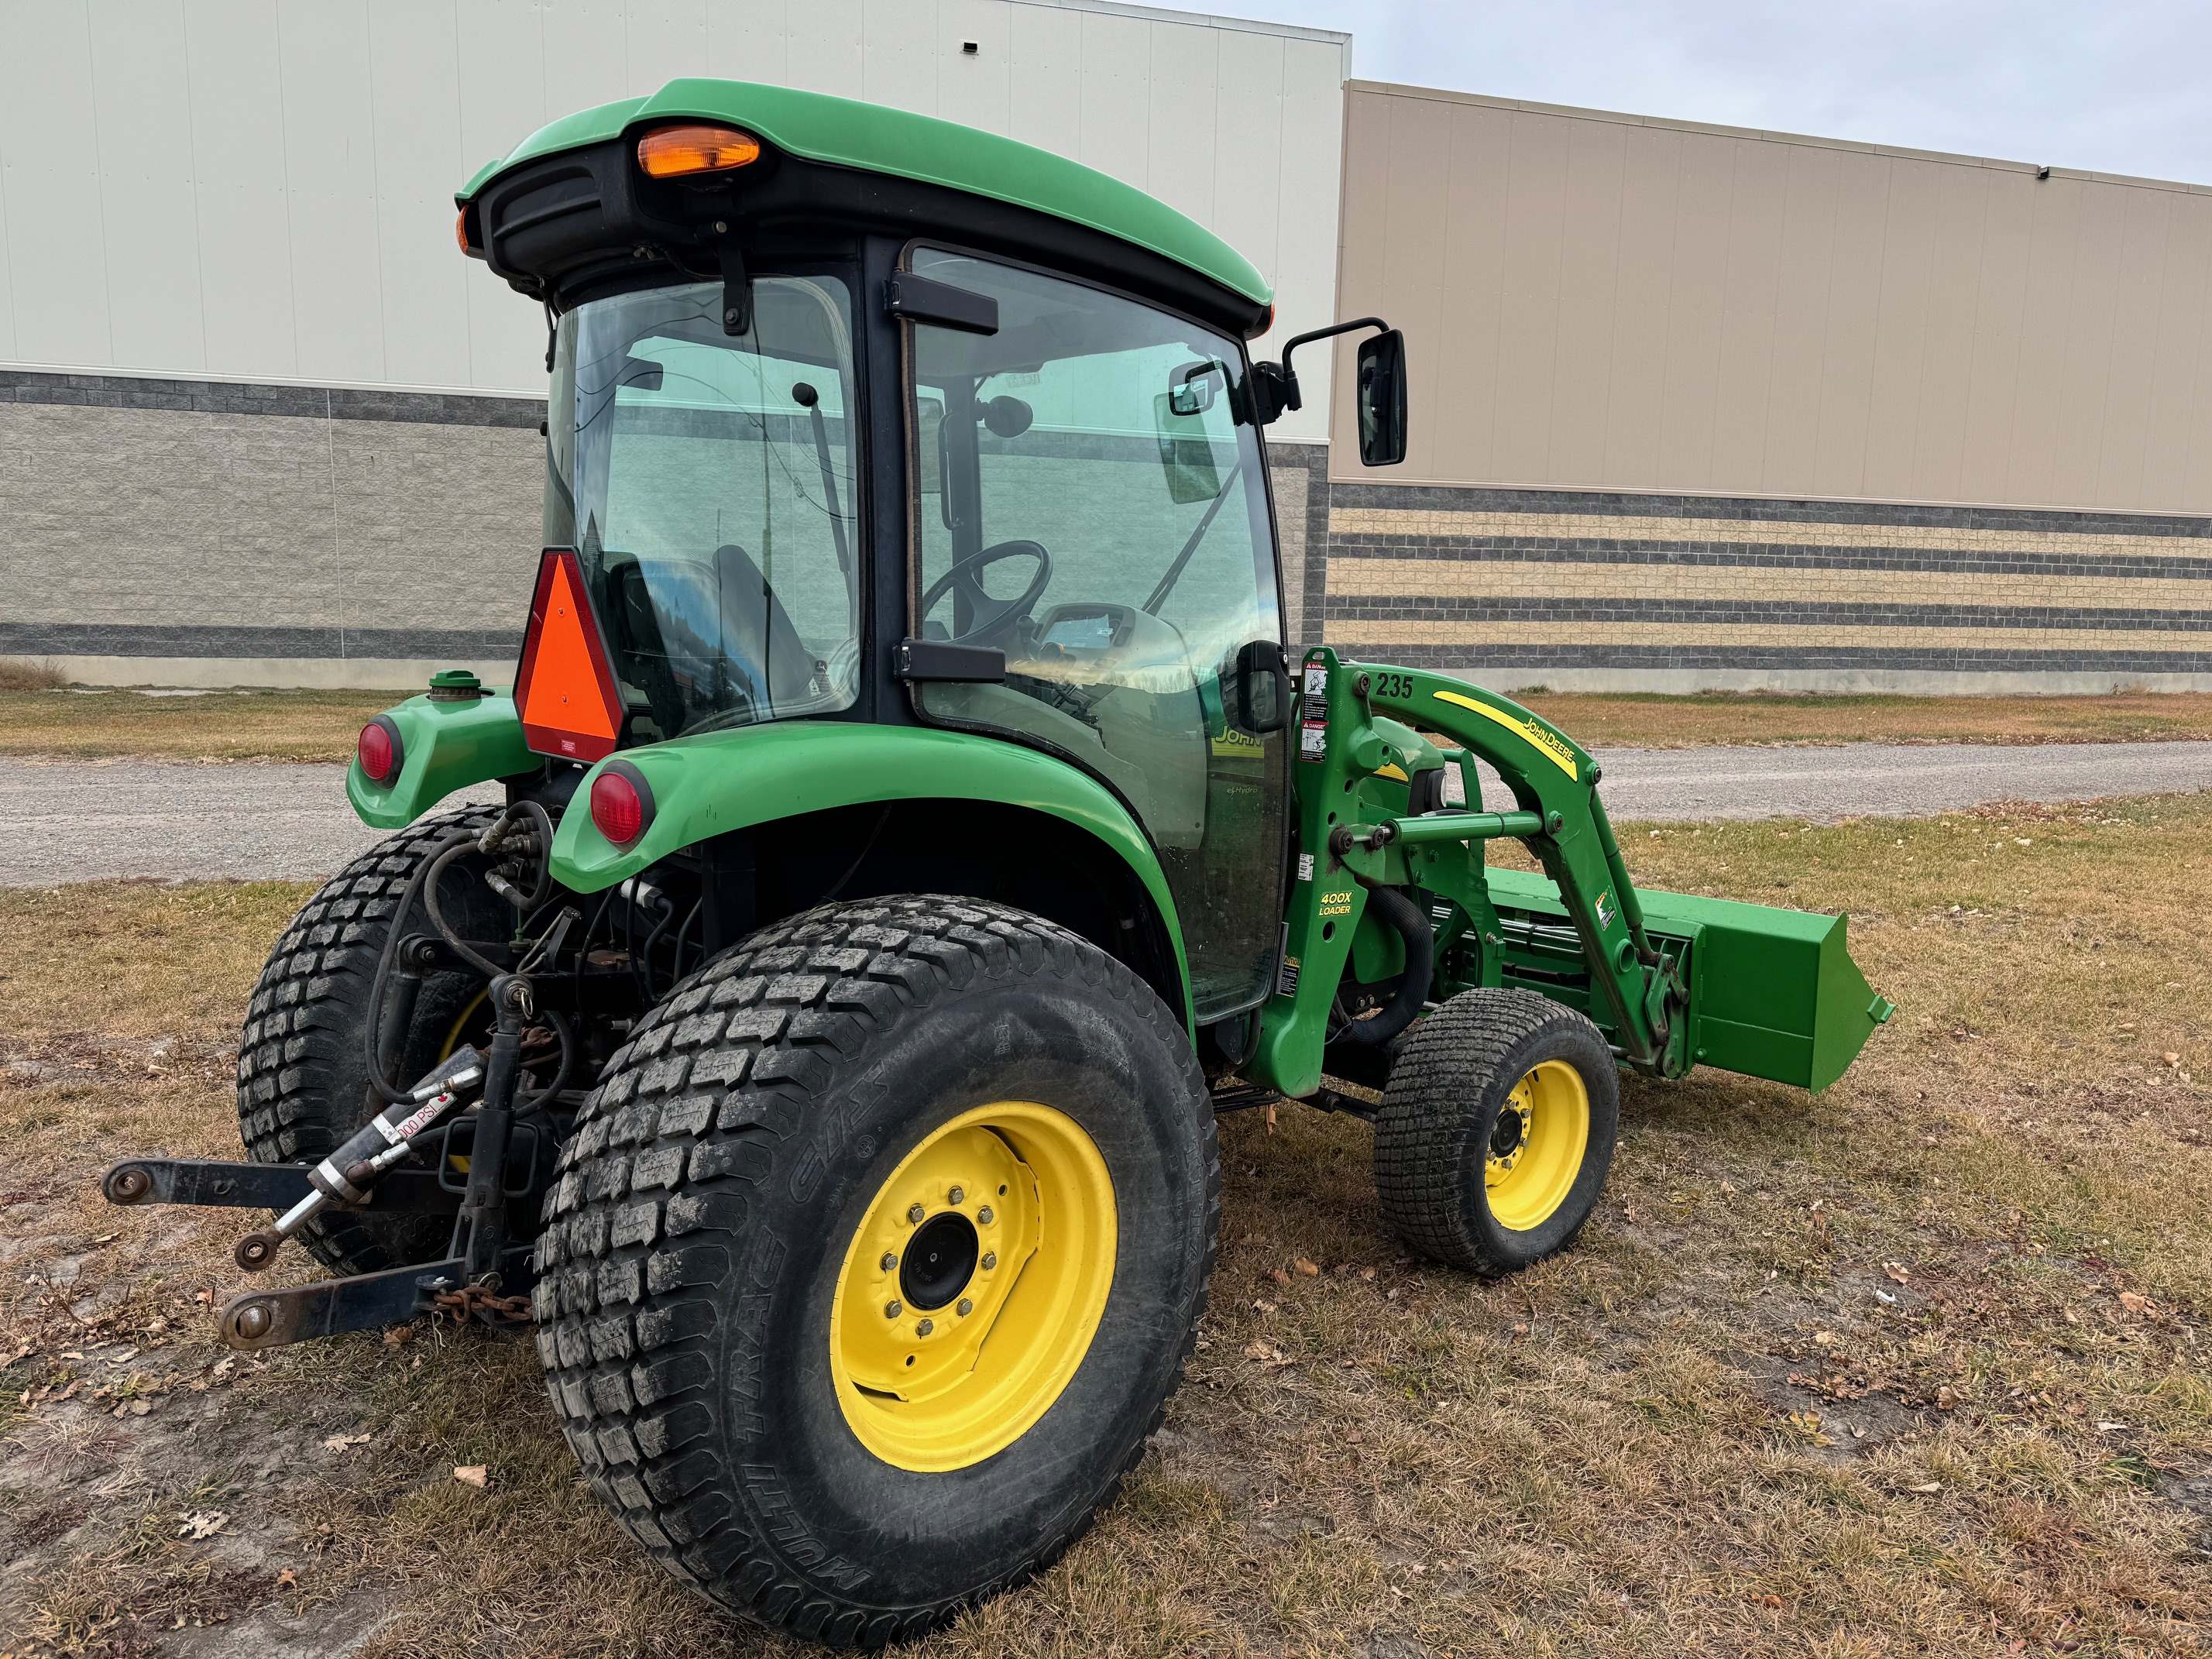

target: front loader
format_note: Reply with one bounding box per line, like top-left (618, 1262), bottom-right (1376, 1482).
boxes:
top-left (101, 80), bottom-right (1889, 1647)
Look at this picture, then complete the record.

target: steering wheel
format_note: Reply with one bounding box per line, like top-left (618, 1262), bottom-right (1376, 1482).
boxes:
top-left (918, 540), bottom-right (1053, 647)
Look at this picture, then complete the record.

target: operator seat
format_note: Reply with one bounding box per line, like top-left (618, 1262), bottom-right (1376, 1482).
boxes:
top-left (713, 541), bottom-right (820, 714)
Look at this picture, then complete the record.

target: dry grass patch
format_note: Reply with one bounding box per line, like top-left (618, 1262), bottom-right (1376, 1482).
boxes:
top-left (0, 689), bottom-right (390, 762)
top-left (1518, 689), bottom-right (2212, 749)
top-left (3, 797), bottom-right (2210, 1655)
top-left (0, 660), bottom-right (69, 693)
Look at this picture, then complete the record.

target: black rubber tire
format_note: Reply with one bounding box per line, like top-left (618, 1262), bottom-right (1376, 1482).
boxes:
top-left (1374, 987), bottom-right (1620, 1276)
top-left (235, 807), bottom-right (507, 1276)
top-left (533, 895), bottom-right (1218, 1648)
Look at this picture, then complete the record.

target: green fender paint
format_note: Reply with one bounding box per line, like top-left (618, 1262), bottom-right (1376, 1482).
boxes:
top-left (455, 78), bottom-right (1271, 309)
top-left (551, 723), bottom-right (1194, 1031)
top-left (346, 692), bottom-right (538, 830)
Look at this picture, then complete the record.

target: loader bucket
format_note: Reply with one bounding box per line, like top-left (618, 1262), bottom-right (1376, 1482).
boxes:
top-left (1484, 871), bottom-right (1893, 1091)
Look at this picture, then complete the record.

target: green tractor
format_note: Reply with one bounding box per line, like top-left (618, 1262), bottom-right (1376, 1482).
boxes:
top-left (103, 81), bottom-right (1890, 1646)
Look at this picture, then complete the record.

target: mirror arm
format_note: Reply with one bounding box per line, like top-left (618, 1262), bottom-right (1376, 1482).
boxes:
top-left (1252, 315), bottom-right (1390, 426)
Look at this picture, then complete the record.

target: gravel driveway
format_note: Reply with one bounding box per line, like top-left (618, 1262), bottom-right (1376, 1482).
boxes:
top-left (6, 740), bottom-right (2212, 887)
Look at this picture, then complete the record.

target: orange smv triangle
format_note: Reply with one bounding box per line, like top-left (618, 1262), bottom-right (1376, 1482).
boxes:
top-left (514, 548), bottom-right (624, 762)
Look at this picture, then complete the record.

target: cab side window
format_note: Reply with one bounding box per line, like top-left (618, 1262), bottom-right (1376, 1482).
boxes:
top-left (908, 249), bottom-right (1287, 1022)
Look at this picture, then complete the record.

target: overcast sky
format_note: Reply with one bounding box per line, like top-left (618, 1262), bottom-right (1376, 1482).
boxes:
top-left (1156, 0), bottom-right (2212, 184)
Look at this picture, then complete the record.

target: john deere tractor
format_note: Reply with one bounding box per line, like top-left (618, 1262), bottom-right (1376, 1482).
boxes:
top-left (103, 81), bottom-right (1890, 1646)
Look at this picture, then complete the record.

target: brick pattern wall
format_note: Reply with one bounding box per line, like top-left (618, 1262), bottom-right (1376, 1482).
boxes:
top-left (1317, 482), bottom-right (2212, 682)
top-left (7, 371), bottom-right (2210, 689)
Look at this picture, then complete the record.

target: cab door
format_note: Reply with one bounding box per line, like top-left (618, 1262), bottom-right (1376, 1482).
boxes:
top-left (902, 246), bottom-right (1291, 1023)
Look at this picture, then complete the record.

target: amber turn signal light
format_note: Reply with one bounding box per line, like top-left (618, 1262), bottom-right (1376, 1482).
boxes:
top-left (636, 123), bottom-right (763, 179)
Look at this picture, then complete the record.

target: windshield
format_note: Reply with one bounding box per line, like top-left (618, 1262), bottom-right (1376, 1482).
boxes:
top-left (544, 275), bottom-right (860, 743)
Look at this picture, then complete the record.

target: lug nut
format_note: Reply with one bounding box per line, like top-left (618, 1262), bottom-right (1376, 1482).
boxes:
top-left (957, 1297), bottom-right (974, 1317)
top-left (976, 1206), bottom-right (994, 1226)
top-left (947, 1185), bottom-right (965, 1205)
top-left (907, 1203), bottom-right (927, 1224)
top-left (915, 1317), bottom-right (935, 1337)
top-left (884, 1300), bottom-right (902, 1319)
top-left (981, 1251), bottom-right (998, 1270)
top-left (880, 1252), bottom-right (898, 1273)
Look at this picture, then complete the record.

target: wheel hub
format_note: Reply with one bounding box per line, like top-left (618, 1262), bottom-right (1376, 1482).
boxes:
top-left (1482, 1061), bottom-right (1592, 1231)
top-left (900, 1211), bottom-right (980, 1310)
top-left (830, 1101), bottom-right (1117, 1472)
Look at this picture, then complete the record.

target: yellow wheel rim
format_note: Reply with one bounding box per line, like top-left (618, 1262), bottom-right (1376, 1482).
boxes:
top-left (830, 1101), bottom-right (1116, 1472)
top-left (1483, 1060), bottom-right (1590, 1231)
top-left (439, 988), bottom-right (490, 1063)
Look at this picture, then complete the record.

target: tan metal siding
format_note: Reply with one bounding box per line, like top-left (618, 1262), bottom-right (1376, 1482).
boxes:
top-left (1332, 81), bottom-right (2212, 514)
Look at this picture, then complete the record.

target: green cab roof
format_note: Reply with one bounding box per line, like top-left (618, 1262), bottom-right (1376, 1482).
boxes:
top-left (457, 78), bottom-right (1271, 309)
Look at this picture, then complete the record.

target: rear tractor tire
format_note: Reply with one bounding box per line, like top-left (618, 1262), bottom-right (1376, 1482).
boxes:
top-left (1374, 988), bottom-right (1620, 1276)
top-left (235, 808), bottom-right (508, 1277)
top-left (533, 895), bottom-right (1218, 1647)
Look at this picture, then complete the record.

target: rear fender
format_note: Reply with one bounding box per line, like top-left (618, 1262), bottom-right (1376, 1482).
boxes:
top-left (550, 723), bottom-right (1194, 1030)
top-left (345, 693), bottom-right (538, 830)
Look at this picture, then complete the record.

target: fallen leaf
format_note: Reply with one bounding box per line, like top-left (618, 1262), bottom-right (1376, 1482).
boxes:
top-left (2118, 1290), bottom-right (2152, 1316)
top-left (2096, 1420), bottom-right (2129, 1433)
top-left (1293, 1258), bottom-right (1320, 1277)
top-left (1241, 1340), bottom-right (1283, 1363)
top-left (178, 1510), bottom-right (229, 1540)
top-left (1882, 1262), bottom-right (1910, 1285)
top-left (452, 1465), bottom-right (489, 1488)
top-left (1936, 1386), bottom-right (1958, 1410)
top-left (1252, 1299), bottom-right (1277, 1314)
top-left (2163, 1053), bottom-right (2181, 1067)
top-left (1908, 1482), bottom-right (1942, 1494)
top-left (1266, 1268), bottom-right (1291, 1286)
top-left (322, 1433), bottom-right (370, 1453)
top-left (382, 1325), bottom-right (416, 1348)
top-left (276, 1568), bottom-right (299, 1590)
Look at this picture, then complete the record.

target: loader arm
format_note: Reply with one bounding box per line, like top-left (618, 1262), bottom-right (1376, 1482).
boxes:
top-left (1245, 649), bottom-right (1890, 1100)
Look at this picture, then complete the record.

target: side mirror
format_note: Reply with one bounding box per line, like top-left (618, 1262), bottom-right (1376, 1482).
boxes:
top-left (1355, 329), bottom-right (1407, 467)
top-left (981, 394), bottom-right (1032, 438)
top-left (1167, 361), bottom-right (1221, 417)
top-left (1234, 639), bottom-right (1289, 734)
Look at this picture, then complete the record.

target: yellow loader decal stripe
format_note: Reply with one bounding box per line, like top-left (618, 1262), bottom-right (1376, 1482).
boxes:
top-left (1431, 689), bottom-right (1579, 781)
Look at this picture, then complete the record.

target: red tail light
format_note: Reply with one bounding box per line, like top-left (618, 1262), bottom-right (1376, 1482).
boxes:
top-left (589, 762), bottom-right (653, 848)
top-left (358, 716), bottom-right (403, 784)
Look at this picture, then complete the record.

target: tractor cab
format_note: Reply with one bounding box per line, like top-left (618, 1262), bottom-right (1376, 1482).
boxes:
top-left (455, 80), bottom-right (1401, 1031)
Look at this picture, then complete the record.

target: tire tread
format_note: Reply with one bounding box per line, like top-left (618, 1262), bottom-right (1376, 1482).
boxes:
top-left (535, 894), bottom-right (1217, 1648)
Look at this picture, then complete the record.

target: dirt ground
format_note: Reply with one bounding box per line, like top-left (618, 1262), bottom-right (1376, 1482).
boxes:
top-left (6, 686), bottom-right (2212, 762)
top-left (3, 797), bottom-right (2210, 1657)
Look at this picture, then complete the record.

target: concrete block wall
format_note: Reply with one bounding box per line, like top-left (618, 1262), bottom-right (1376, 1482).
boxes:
top-left (8, 370), bottom-right (2210, 694)
top-left (0, 371), bottom-right (1329, 689)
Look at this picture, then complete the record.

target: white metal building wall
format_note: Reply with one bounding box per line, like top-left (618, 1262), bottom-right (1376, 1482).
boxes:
top-left (0, 0), bottom-right (1350, 439)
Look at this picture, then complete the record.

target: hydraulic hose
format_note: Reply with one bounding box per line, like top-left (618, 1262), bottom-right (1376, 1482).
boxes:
top-left (1339, 881), bottom-right (1434, 1048)
top-left (362, 827), bottom-right (482, 1105)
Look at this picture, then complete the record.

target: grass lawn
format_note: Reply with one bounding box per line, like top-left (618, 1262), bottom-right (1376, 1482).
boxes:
top-left (5, 685), bottom-right (2212, 763)
top-left (2, 798), bottom-right (2210, 1655)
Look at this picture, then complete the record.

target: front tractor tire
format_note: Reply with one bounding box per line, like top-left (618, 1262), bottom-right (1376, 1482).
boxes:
top-left (1374, 988), bottom-right (1620, 1276)
top-left (534, 895), bottom-right (1218, 1647)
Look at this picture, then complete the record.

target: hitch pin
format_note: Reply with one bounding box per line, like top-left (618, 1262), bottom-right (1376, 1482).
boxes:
top-left (234, 1048), bottom-right (486, 1273)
